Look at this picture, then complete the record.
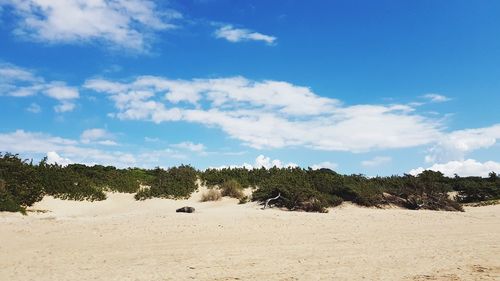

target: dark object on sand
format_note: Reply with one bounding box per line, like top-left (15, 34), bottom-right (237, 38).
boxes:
top-left (176, 206), bottom-right (195, 213)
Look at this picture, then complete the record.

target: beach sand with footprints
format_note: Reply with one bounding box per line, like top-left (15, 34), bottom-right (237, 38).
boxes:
top-left (1, 186), bottom-right (499, 281)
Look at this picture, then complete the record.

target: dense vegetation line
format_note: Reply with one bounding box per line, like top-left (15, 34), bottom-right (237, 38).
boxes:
top-left (1, 153), bottom-right (499, 214)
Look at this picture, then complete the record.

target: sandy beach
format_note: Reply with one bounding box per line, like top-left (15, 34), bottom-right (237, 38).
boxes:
top-left (1, 188), bottom-right (499, 281)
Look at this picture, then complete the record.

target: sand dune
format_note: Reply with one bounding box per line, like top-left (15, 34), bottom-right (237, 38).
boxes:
top-left (1, 190), bottom-right (499, 281)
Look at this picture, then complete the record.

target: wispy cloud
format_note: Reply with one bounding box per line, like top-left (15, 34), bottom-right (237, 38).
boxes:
top-left (80, 128), bottom-right (116, 145)
top-left (26, 102), bottom-right (41, 113)
top-left (214, 24), bottom-right (276, 45)
top-left (422, 93), bottom-right (451, 103)
top-left (171, 141), bottom-right (206, 153)
top-left (361, 156), bottom-right (392, 167)
top-left (144, 137), bottom-right (160, 142)
top-left (1, 0), bottom-right (181, 52)
top-left (54, 101), bottom-right (76, 113)
top-left (0, 62), bottom-right (79, 112)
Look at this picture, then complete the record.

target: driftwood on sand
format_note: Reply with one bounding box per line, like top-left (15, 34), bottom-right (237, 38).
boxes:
top-left (262, 193), bottom-right (282, 209)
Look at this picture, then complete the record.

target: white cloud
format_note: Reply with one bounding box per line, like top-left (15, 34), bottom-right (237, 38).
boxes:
top-left (80, 128), bottom-right (114, 144)
top-left (46, 151), bottom-right (73, 166)
top-left (135, 148), bottom-right (187, 164)
top-left (97, 140), bottom-right (118, 146)
top-left (0, 130), bottom-right (195, 168)
top-left (0, 130), bottom-right (135, 167)
top-left (310, 161), bottom-right (338, 170)
top-left (409, 159), bottom-right (500, 177)
top-left (44, 84), bottom-right (79, 100)
top-left (426, 124), bottom-right (500, 163)
top-left (54, 101), bottom-right (76, 113)
top-left (85, 75), bottom-right (442, 152)
top-left (0, 63), bottom-right (41, 83)
top-left (0, 62), bottom-right (79, 112)
top-left (26, 102), bottom-right (41, 113)
top-left (209, 163), bottom-right (254, 170)
top-left (1, 0), bottom-right (181, 51)
top-left (171, 141), bottom-right (206, 153)
top-left (361, 156), bottom-right (392, 167)
top-left (422, 93), bottom-right (451, 103)
top-left (214, 24), bottom-right (276, 45)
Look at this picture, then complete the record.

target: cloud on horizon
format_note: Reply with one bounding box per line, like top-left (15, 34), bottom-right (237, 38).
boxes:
top-left (409, 159), bottom-right (500, 177)
top-left (210, 154), bottom-right (297, 170)
top-left (425, 124), bottom-right (500, 163)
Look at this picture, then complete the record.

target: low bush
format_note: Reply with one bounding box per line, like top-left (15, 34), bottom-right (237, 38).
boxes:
top-left (454, 175), bottom-right (499, 203)
top-left (135, 165), bottom-right (198, 200)
top-left (464, 199), bottom-right (499, 207)
top-left (38, 161), bottom-right (106, 201)
top-left (344, 183), bottom-right (385, 207)
top-left (66, 165), bottom-right (150, 193)
top-left (326, 194), bottom-right (344, 207)
top-left (252, 168), bottom-right (330, 213)
top-left (0, 180), bottom-right (25, 214)
top-left (0, 153), bottom-right (44, 208)
top-left (2, 150), bottom-right (499, 214)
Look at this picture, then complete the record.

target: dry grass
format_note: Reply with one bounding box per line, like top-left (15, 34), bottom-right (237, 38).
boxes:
top-left (220, 180), bottom-right (245, 199)
top-left (200, 189), bottom-right (222, 202)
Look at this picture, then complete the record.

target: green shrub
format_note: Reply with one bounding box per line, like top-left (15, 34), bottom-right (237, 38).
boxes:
top-left (0, 153), bottom-right (44, 207)
top-left (135, 165), bottom-right (198, 200)
top-left (66, 164), bottom-right (149, 193)
top-left (325, 194), bottom-right (343, 207)
top-left (253, 168), bottom-right (330, 213)
top-left (0, 182), bottom-right (25, 214)
top-left (38, 161), bottom-right (106, 201)
top-left (453, 174), bottom-right (499, 203)
top-left (307, 168), bottom-right (343, 194)
top-left (202, 168), bottom-right (254, 188)
top-left (410, 172), bottom-right (462, 211)
top-left (345, 183), bottom-right (385, 207)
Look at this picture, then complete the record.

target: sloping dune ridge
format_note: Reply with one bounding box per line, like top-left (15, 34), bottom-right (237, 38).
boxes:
top-left (1, 187), bottom-right (499, 281)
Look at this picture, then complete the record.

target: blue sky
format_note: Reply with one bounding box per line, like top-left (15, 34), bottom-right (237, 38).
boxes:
top-left (0, 0), bottom-right (499, 176)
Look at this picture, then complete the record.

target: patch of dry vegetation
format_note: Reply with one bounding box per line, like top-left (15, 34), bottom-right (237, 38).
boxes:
top-left (220, 179), bottom-right (245, 199)
top-left (200, 188), bottom-right (222, 202)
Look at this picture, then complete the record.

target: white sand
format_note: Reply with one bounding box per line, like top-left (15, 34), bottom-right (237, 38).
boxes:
top-left (1, 189), bottom-right (499, 281)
